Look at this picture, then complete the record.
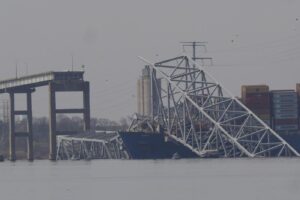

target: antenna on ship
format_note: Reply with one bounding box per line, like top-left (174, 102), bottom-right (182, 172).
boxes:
top-left (180, 41), bottom-right (212, 65)
top-left (81, 65), bottom-right (85, 72)
top-left (25, 62), bottom-right (29, 76)
top-left (15, 61), bottom-right (18, 78)
top-left (180, 41), bottom-right (213, 90)
top-left (71, 53), bottom-right (74, 71)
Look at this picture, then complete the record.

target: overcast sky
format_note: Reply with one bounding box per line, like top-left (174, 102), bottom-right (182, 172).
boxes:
top-left (0, 0), bottom-right (300, 120)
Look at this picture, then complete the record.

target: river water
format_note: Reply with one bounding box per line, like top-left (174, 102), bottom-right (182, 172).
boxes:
top-left (0, 158), bottom-right (299, 200)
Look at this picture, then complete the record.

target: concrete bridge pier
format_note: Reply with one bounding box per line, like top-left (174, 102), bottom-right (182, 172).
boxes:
top-left (49, 82), bottom-right (56, 161)
top-left (0, 71), bottom-right (89, 161)
top-left (9, 89), bottom-right (34, 161)
top-left (48, 81), bottom-right (90, 161)
top-left (83, 82), bottom-right (90, 131)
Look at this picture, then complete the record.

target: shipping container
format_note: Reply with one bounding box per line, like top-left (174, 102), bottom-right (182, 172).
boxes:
top-left (274, 118), bottom-right (298, 125)
top-left (245, 102), bottom-right (270, 108)
top-left (249, 111), bottom-right (270, 125)
top-left (274, 124), bottom-right (298, 131)
top-left (247, 105), bottom-right (270, 111)
top-left (273, 108), bottom-right (298, 113)
top-left (272, 103), bottom-right (298, 109)
top-left (245, 92), bottom-right (270, 98)
top-left (241, 87), bottom-right (300, 132)
top-left (257, 114), bottom-right (271, 119)
top-left (273, 109), bottom-right (298, 114)
top-left (271, 90), bottom-right (298, 118)
top-left (263, 120), bottom-right (271, 126)
top-left (272, 99), bottom-right (298, 104)
top-left (250, 108), bottom-right (271, 114)
top-left (296, 84), bottom-right (300, 120)
top-left (241, 85), bottom-right (269, 94)
top-left (272, 93), bottom-right (297, 98)
top-left (296, 83), bottom-right (300, 96)
top-left (241, 85), bottom-right (269, 101)
top-left (270, 90), bottom-right (299, 132)
top-left (241, 86), bottom-right (271, 118)
top-left (273, 113), bottom-right (298, 119)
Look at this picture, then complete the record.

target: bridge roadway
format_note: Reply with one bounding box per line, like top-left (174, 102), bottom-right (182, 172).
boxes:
top-left (0, 71), bottom-right (90, 161)
top-left (0, 71), bottom-right (84, 92)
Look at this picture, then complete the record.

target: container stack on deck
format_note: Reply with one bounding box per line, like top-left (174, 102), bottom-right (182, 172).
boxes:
top-left (240, 85), bottom-right (300, 151)
top-left (296, 84), bottom-right (300, 129)
top-left (270, 90), bottom-right (299, 134)
top-left (241, 85), bottom-right (271, 125)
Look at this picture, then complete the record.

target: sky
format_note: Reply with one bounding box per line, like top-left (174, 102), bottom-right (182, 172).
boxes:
top-left (0, 0), bottom-right (300, 120)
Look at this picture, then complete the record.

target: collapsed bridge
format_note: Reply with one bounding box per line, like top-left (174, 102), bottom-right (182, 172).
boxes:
top-left (56, 131), bottom-right (129, 160)
top-left (139, 55), bottom-right (300, 158)
top-left (1, 54), bottom-right (299, 161)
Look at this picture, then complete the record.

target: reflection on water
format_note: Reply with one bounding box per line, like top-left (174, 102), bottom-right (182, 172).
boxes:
top-left (0, 158), bottom-right (300, 200)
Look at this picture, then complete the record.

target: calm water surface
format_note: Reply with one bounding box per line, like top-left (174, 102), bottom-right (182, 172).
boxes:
top-left (0, 158), bottom-right (299, 200)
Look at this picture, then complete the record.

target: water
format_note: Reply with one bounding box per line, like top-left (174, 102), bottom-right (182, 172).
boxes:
top-left (0, 158), bottom-right (300, 200)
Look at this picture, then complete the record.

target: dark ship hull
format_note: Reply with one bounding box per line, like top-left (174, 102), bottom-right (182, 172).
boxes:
top-left (280, 134), bottom-right (300, 152)
top-left (118, 131), bottom-right (300, 159)
top-left (119, 132), bottom-right (198, 159)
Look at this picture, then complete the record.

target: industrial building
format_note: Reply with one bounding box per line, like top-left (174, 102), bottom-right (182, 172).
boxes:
top-left (137, 66), bottom-right (160, 118)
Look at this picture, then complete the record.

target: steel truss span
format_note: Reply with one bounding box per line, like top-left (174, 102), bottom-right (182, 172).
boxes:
top-left (140, 55), bottom-right (300, 158)
top-left (56, 133), bottom-right (129, 160)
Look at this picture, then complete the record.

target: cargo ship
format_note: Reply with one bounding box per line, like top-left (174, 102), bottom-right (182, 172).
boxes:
top-left (242, 85), bottom-right (300, 153)
top-left (280, 134), bottom-right (300, 152)
top-left (119, 131), bottom-right (300, 159)
top-left (119, 132), bottom-right (198, 159)
top-left (127, 57), bottom-right (300, 159)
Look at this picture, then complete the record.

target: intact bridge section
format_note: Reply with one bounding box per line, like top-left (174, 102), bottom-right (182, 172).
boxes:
top-left (0, 71), bottom-right (90, 161)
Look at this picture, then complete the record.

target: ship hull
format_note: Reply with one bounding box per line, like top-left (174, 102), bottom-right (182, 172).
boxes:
top-left (119, 132), bottom-right (300, 159)
top-left (119, 132), bottom-right (198, 159)
top-left (280, 134), bottom-right (300, 152)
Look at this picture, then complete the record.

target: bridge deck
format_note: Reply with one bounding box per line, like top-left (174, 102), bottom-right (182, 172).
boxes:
top-left (0, 71), bottom-right (84, 93)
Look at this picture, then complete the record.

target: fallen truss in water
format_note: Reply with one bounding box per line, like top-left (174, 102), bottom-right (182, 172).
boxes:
top-left (140, 55), bottom-right (300, 158)
top-left (56, 131), bottom-right (130, 160)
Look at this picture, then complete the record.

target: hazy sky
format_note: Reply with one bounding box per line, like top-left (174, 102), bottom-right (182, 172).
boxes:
top-left (0, 0), bottom-right (300, 120)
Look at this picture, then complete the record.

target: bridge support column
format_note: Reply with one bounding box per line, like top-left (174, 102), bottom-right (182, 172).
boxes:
top-left (8, 89), bottom-right (34, 161)
top-left (49, 82), bottom-right (56, 160)
top-left (48, 81), bottom-right (91, 160)
top-left (27, 92), bottom-right (33, 161)
top-left (9, 92), bottom-right (15, 161)
top-left (83, 82), bottom-right (90, 131)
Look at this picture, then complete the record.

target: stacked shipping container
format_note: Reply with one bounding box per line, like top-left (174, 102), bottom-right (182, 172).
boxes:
top-left (296, 84), bottom-right (300, 129)
top-left (270, 90), bottom-right (299, 133)
top-left (241, 85), bottom-right (271, 125)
